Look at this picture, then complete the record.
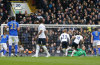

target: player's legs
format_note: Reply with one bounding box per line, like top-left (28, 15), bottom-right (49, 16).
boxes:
top-left (32, 39), bottom-right (40, 57)
top-left (93, 41), bottom-right (97, 56)
top-left (97, 41), bottom-right (100, 55)
top-left (71, 43), bottom-right (78, 56)
top-left (42, 38), bottom-right (50, 57)
top-left (68, 54), bottom-right (78, 57)
top-left (62, 42), bottom-right (66, 52)
top-left (62, 42), bottom-right (68, 56)
top-left (0, 43), bottom-right (4, 53)
top-left (3, 43), bottom-right (7, 56)
top-left (65, 43), bottom-right (72, 56)
top-left (14, 36), bottom-right (19, 56)
top-left (9, 36), bottom-right (13, 57)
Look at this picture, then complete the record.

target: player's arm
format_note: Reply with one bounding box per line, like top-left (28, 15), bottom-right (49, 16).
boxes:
top-left (81, 38), bottom-right (84, 43)
top-left (45, 30), bottom-right (48, 42)
top-left (68, 34), bottom-right (70, 44)
top-left (5, 23), bottom-right (9, 32)
top-left (17, 23), bottom-right (20, 32)
top-left (44, 30), bottom-right (47, 38)
top-left (83, 51), bottom-right (87, 57)
top-left (17, 27), bottom-right (20, 32)
top-left (91, 33), bottom-right (93, 43)
top-left (5, 25), bottom-right (9, 29)
top-left (71, 36), bottom-right (75, 41)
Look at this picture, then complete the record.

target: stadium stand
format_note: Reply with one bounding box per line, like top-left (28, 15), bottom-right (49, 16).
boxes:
top-left (1, 0), bottom-right (100, 56)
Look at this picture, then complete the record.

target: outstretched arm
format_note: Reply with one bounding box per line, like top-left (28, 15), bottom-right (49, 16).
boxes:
top-left (84, 51), bottom-right (87, 57)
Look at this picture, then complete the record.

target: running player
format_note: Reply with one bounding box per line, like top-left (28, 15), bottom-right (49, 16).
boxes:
top-left (5, 16), bottom-right (20, 57)
top-left (66, 32), bottom-right (83, 57)
top-left (68, 46), bottom-right (86, 57)
top-left (60, 29), bottom-right (70, 56)
top-left (91, 28), bottom-right (100, 56)
top-left (0, 32), bottom-right (9, 57)
top-left (32, 19), bottom-right (50, 57)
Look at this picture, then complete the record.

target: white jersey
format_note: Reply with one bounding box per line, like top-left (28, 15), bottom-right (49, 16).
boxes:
top-left (60, 33), bottom-right (70, 42)
top-left (74, 35), bottom-right (83, 44)
top-left (38, 24), bottom-right (46, 38)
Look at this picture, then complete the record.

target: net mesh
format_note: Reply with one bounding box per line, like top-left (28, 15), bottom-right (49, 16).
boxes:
top-left (1, 24), bottom-right (100, 54)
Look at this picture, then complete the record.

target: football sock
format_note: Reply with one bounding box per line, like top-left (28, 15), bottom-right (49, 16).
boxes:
top-left (36, 45), bottom-right (40, 56)
top-left (66, 47), bottom-right (71, 56)
top-left (71, 50), bottom-right (76, 56)
top-left (93, 48), bottom-right (96, 55)
top-left (42, 46), bottom-right (50, 55)
top-left (15, 45), bottom-right (18, 55)
top-left (0, 49), bottom-right (4, 53)
top-left (98, 48), bottom-right (100, 54)
top-left (3, 50), bottom-right (7, 55)
top-left (9, 45), bottom-right (12, 57)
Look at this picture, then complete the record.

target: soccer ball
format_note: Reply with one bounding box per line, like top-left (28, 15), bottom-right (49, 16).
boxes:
top-left (11, 53), bottom-right (14, 56)
top-left (6, 28), bottom-right (9, 31)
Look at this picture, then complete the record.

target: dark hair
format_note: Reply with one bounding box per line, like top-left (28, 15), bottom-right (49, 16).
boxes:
top-left (95, 28), bottom-right (98, 31)
top-left (12, 16), bottom-right (15, 20)
top-left (39, 19), bottom-right (43, 23)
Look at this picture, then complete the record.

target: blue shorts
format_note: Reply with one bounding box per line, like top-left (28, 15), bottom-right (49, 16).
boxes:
top-left (37, 38), bottom-right (46, 45)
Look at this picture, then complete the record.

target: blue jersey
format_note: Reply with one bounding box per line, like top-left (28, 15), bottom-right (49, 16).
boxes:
top-left (0, 34), bottom-right (9, 43)
top-left (92, 31), bottom-right (100, 41)
top-left (7, 21), bottom-right (19, 36)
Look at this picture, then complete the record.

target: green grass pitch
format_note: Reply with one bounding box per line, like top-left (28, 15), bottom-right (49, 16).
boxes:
top-left (0, 57), bottom-right (100, 65)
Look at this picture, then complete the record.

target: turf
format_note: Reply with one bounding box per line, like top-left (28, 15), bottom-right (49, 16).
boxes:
top-left (0, 57), bottom-right (100, 65)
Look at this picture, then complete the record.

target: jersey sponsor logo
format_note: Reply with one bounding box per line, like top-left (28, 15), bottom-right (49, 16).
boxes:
top-left (95, 32), bottom-right (98, 36)
top-left (3, 36), bottom-right (6, 38)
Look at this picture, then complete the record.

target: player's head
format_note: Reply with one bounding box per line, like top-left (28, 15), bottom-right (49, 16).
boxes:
top-left (94, 28), bottom-right (98, 31)
top-left (82, 46), bottom-right (85, 50)
top-left (11, 16), bottom-right (15, 20)
top-left (39, 19), bottom-right (43, 24)
top-left (79, 32), bottom-right (82, 35)
top-left (63, 29), bottom-right (67, 33)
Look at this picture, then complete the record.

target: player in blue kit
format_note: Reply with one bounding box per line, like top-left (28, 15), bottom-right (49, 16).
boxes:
top-left (0, 32), bottom-right (9, 57)
top-left (91, 28), bottom-right (100, 56)
top-left (5, 16), bottom-right (20, 57)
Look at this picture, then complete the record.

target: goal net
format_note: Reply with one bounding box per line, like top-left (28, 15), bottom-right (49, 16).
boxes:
top-left (1, 24), bottom-right (100, 56)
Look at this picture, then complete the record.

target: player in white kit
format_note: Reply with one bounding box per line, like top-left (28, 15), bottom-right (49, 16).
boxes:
top-left (60, 29), bottom-right (70, 56)
top-left (66, 32), bottom-right (84, 56)
top-left (32, 19), bottom-right (50, 57)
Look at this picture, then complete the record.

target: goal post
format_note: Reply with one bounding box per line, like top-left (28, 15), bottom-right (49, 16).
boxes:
top-left (1, 24), bottom-right (100, 57)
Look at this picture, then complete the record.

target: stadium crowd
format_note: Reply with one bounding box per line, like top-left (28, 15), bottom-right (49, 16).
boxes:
top-left (1, 0), bottom-right (100, 55)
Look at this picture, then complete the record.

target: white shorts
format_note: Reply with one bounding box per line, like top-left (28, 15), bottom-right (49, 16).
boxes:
top-left (93, 40), bottom-right (100, 46)
top-left (0, 43), bottom-right (7, 50)
top-left (9, 36), bottom-right (19, 45)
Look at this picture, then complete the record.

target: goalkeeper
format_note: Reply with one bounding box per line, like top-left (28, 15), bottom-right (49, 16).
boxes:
top-left (68, 46), bottom-right (86, 57)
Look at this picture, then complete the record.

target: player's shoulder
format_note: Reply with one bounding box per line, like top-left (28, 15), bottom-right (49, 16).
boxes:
top-left (14, 21), bottom-right (19, 24)
top-left (39, 24), bottom-right (45, 27)
top-left (7, 21), bottom-right (11, 24)
top-left (1, 35), bottom-right (4, 37)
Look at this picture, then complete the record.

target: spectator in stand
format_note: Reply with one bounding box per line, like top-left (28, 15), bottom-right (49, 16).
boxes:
top-left (56, 46), bottom-right (61, 54)
top-left (49, 44), bottom-right (55, 53)
top-left (18, 45), bottom-right (24, 53)
top-left (22, 30), bottom-right (30, 49)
